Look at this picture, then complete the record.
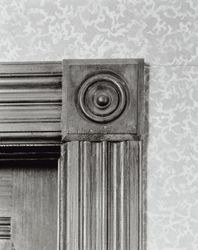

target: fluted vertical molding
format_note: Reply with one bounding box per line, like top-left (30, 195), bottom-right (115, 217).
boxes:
top-left (60, 140), bottom-right (139, 250)
top-left (107, 141), bottom-right (139, 250)
top-left (79, 141), bottom-right (108, 250)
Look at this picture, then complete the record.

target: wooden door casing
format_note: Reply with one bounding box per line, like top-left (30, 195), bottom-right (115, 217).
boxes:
top-left (0, 59), bottom-right (145, 250)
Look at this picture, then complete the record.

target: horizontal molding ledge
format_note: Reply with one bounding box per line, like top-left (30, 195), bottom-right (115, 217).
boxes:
top-left (0, 60), bottom-right (144, 144)
top-left (0, 62), bottom-right (62, 143)
top-left (63, 134), bottom-right (141, 142)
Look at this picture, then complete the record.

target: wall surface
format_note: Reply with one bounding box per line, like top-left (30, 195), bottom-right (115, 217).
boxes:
top-left (0, 0), bottom-right (198, 249)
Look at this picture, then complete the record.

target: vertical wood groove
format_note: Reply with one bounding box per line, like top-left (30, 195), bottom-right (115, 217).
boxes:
top-left (138, 141), bottom-right (143, 250)
top-left (61, 140), bottom-right (139, 250)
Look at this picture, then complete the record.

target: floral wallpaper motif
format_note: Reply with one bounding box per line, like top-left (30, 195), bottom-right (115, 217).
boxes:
top-left (0, 0), bottom-right (198, 65)
top-left (0, 0), bottom-right (198, 249)
top-left (147, 66), bottom-right (198, 250)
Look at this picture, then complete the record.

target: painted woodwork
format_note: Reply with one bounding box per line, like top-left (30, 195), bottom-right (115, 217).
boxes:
top-left (0, 59), bottom-right (145, 250)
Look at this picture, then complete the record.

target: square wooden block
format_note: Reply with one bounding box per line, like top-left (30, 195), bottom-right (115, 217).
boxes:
top-left (62, 59), bottom-right (144, 139)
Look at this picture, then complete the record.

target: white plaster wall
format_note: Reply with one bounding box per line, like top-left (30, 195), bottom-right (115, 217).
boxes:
top-left (0, 0), bottom-right (198, 249)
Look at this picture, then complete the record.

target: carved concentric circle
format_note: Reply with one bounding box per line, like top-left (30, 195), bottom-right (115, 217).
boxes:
top-left (78, 72), bottom-right (128, 123)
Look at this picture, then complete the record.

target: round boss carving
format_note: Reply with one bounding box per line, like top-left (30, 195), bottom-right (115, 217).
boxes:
top-left (78, 73), bottom-right (128, 123)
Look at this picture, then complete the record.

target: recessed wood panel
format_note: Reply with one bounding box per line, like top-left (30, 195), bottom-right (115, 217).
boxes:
top-left (0, 160), bottom-right (58, 250)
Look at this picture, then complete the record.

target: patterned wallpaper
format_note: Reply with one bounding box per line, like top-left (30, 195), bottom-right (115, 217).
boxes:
top-left (0, 0), bottom-right (198, 249)
top-left (147, 66), bottom-right (198, 250)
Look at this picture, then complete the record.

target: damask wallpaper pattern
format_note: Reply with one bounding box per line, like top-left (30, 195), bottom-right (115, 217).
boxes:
top-left (0, 0), bottom-right (198, 249)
